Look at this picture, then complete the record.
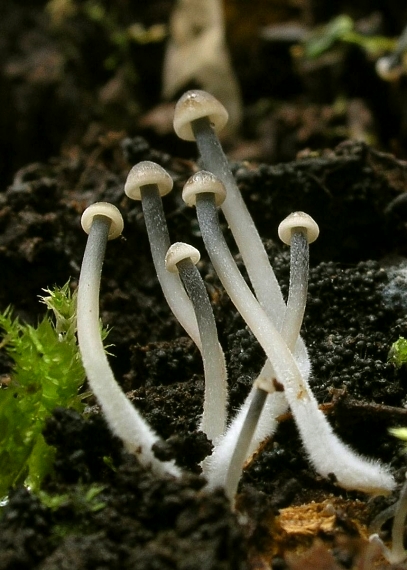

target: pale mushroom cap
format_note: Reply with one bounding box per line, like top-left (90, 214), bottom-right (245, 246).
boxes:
top-left (165, 242), bottom-right (201, 273)
top-left (182, 171), bottom-right (226, 207)
top-left (278, 211), bottom-right (319, 245)
top-left (81, 202), bottom-right (124, 240)
top-left (173, 90), bottom-right (229, 141)
top-left (124, 161), bottom-right (173, 200)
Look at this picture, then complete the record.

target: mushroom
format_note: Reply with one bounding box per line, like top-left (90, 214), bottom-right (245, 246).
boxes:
top-left (174, 91), bottom-right (306, 345)
top-left (219, 212), bottom-right (320, 499)
top-left (124, 160), bottom-right (201, 348)
top-left (174, 89), bottom-right (310, 401)
top-left (278, 211), bottom-right (319, 349)
top-left (77, 202), bottom-right (180, 478)
top-left (166, 242), bottom-right (228, 442)
top-left (182, 171), bottom-right (395, 497)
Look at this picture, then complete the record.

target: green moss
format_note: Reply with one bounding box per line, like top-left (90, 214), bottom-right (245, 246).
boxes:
top-left (388, 337), bottom-right (407, 368)
top-left (0, 282), bottom-right (87, 499)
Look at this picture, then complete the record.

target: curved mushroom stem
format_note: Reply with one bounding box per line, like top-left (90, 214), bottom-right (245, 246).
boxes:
top-left (201, 208), bottom-right (313, 497)
top-left (223, 387), bottom-right (267, 499)
top-left (140, 184), bottom-right (202, 349)
top-left (216, 227), bottom-right (312, 497)
top-left (192, 191), bottom-right (395, 499)
top-left (77, 204), bottom-right (180, 478)
top-left (369, 472), bottom-right (407, 565)
top-left (191, 116), bottom-right (287, 328)
top-left (166, 242), bottom-right (228, 442)
top-left (278, 211), bottom-right (319, 348)
top-left (191, 114), bottom-right (311, 400)
top-left (125, 162), bottom-right (201, 349)
top-left (174, 91), bottom-right (309, 380)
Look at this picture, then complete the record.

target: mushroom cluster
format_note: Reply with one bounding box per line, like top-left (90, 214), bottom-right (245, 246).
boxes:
top-left (76, 91), bottom-right (397, 514)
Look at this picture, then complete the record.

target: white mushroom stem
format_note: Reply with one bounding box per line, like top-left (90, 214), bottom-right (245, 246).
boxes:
top-left (124, 161), bottom-right (201, 349)
top-left (221, 214), bottom-right (319, 499)
top-left (278, 212), bottom-right (319, 349)
top-left (223, 387), bottom-right (268, 497)
top-left (174, 90), bottom-right (310, 384)
top-left (173, 91), bottom-right (288, 328)
top-left (166, 242), bottom-right (228, 442)
top-left (204, 381), bottom-right (288, 496)
top-left (249, 214), bottom-right (318, 442)
top-left (191, 115), bottom-right (287, 329)
top-left (77, 202), bottom-right (181, 478)
top-left (187, 186), bottom-right (395, 497)
top-left (369, 472), bottom-right (407, 565)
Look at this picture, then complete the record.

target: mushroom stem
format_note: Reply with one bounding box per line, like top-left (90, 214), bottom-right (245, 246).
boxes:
top-left (191, 112), bottom-right (311, 389)
top-left (77, 203), bottom-right (180, 478)
top-left (140, 183), bottom-right (201, 349)
top-left (369, 472), bottom-right (407, 564)
top-left (191, 116), bottom-right (286, 328)
top-left (166, 242), bottom-right (228, 442)
top-left (202, 361), bottom-right (289, 495)
top-left (174, 91), bottom-right (310, 383)
top-left (223, 387), bottom-right (268, 498)
top-left (231, 217), bottom-right (317, 484)
top-left (188, 187), bottom-right (394, 497)
top-left (125, 162), bottom-right (201, 349)
top-left (216, 223), bottom-right (315, 498)
top-left (281, 230), bottom-right (309, 347)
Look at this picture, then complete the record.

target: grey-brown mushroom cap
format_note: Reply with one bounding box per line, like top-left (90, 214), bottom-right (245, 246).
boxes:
top-left (173, 90), bottom-right (229, 141)
top-left (124, 161), bottom-right (173, 200)
top-left (182, 171), bottom-right (227, 207)
top-left (278, 211), bottom-right (319, 245)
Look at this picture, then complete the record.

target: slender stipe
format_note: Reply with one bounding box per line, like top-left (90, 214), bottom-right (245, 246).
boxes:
top-left (182, 174), bottom-right (395, 498)
top-left (166, 242), bottom-right (228, 442)
top-left (125, 161), bottom-right (201, 348)
top-left (77, 202), bottom-right (180, 478)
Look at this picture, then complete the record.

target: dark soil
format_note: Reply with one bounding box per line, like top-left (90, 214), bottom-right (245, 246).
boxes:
top-left (2, 1), bottom-right (407, 569)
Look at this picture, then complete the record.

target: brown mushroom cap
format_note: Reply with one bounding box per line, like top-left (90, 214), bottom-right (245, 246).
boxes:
top-left (165, 242), bottom-right (201, 273)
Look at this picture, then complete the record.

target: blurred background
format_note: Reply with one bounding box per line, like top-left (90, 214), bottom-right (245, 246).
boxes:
top-left (2, 0), bottom-right (407, 186)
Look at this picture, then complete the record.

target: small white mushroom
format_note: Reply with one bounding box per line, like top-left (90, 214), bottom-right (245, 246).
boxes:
top-left (173, 90), bottom-right (300, 339)
top-left (77, 202), bottom-right (180, 478)
top-left (81, 202), bottom-right (124, 240)
top-left (182, 172), bottom-right (395, 499)
top-left (182, 170), bottom-right (226, 207)
top-left (166, 242), bottom-right (228, 442)
top-left (124, 161), bottom-right (201, 348)
top-left (277, 211), bottom-right (319, 351)
top-left (124, 160), bottom-right (173, 200)
top-left (174, 89), bottom-right (311, 403)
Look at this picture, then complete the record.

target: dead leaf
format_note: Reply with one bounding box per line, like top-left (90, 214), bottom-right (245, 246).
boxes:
top-left (162, 0), bottom-right (242, 137)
